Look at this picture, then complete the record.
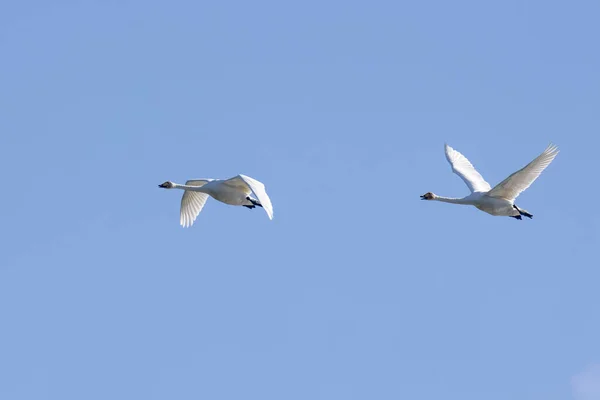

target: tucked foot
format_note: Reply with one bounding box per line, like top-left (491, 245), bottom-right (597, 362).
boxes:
top-left (510, 215), bottom-right (522, 220)
top-left (246, 196), bottom-right (263, 208)
top-left (243, 205), bottom-right (256, 209)
top-left (520, 210), bottom-right (533, 219)
top-left (513, 204), bottom-right (533, 219)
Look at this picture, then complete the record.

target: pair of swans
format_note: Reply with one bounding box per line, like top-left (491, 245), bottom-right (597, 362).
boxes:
top-left (421, 143), bottom-right (559, 220)
top-left (159, 143), bottom-right (559, 227)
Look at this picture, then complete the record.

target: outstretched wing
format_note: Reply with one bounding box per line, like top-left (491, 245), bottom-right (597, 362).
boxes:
top-left (224, 174), bottom-right (273, 220)
top-left (180, 179), bottom-right (211, 228)
top-left (487, 144), bottom-right (559, 201)
top-left (445, 144), bottom-right (492, 193)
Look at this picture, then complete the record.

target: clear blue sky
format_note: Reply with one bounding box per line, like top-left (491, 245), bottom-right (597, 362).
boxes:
top-left (1, 1), bottom-right (599, 399)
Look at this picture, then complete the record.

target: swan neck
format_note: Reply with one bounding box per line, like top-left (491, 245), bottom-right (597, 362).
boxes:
top-left (434, 196), bottom-right (471, 205)
top-left (173, 183), bottom-right (207, 192)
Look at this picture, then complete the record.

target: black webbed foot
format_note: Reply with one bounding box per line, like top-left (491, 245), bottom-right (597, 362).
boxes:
top-left (246, 196), bottom-right (263, 208)
top-left (243, 205), bottom-right (256, 209)
top-left (510, 215), bottom-right (522, 220)
top-left (513, 204), bottom-right (533, 219)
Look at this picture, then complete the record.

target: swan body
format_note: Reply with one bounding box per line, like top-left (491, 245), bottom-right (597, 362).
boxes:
top-left (159, 174), bottom-right (273, 227)
top-left (421, 144), bottom-right (559, 220)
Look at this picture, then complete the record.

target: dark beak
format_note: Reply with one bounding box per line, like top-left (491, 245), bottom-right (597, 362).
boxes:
top-left (159, 183), bottom-right (168, 188)
top-left (420, 195), bottom-right (426, 200)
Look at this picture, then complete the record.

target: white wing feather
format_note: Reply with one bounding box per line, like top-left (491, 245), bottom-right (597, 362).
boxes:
top-left (445, 144), bottom-right (492, 193)
top-left (180, 179), bottom-right (211, 228)
top-left (487, 144), bottom-right (559, 201)
top-left (238, 174), bottom-right (274, 220)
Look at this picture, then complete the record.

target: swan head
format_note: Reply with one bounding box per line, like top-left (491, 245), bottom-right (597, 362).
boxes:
top-left (159, 181), bottom-right (175, 189)
top-left (420, 192), bottom-right (435, 200)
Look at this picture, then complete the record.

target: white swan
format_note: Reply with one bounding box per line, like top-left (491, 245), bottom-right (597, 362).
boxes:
top-left (159, 174), bottom-right (273, 227)
top-left (421, 143), bottom-right (559, 220)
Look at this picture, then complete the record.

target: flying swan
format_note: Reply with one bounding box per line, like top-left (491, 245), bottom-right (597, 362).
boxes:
top-left (421, 144), bottom-right (559, 220)
top-left (159, 174), bottom-right (273, 227)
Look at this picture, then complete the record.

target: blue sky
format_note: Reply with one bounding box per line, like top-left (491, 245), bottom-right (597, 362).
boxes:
top-left (1, 1), bottom-right (599, 399)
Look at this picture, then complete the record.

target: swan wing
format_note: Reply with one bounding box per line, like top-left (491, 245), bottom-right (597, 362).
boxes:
top-left (180, 179), bottom-right (211, 228)
top-left (223, 175), bottom-right (274, 220)
top-left (445, 144), bottom-right (492, 193)
top-left (487, 144), bottom-right (559, 201)
top-left (221, 176), bottom-right (252, 192)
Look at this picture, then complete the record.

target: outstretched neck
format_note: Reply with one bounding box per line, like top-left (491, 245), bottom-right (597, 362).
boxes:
top-left (433, 196), bottom-right (473, 205)
top-left (172, 183), bottom-right (207, 192)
